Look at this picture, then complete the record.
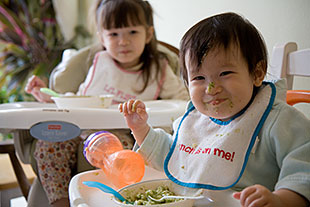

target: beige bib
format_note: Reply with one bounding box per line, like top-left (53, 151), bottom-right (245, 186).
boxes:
top-left (79, 51), bottom-right (164, 103)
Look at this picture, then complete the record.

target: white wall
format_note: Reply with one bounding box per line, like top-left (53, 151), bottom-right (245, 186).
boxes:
top-left (148, 0), bottom-right (310, 118)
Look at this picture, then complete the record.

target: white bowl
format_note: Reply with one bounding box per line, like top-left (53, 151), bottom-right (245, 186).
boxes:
top-left (51, 95), bottom-right (114, 109)
top-left (113, 179), bottom-right (196, 207)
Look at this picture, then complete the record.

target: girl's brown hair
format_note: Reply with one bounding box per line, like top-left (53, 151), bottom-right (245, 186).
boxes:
top-left (179, 12), bottom-right (268, 86)
top-left (93, 0), bottom-right (161, 93)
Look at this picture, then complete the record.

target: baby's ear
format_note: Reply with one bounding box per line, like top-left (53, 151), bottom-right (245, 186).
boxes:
top-left (253, 60), bottom-right (266, 87)
top-left (146, 26), bottom-right (154, 43)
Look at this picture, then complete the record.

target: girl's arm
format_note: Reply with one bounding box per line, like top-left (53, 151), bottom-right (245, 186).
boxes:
top-left (119, 99), bottom-right (150, 146)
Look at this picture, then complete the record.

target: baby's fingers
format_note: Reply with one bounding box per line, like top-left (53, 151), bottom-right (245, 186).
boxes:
top-left (238, 186), bottom-right (257, 206)
top-left (237, 185), bottom-right (273, 207)
top-left (119, 100), bottom-right (143, 115)
top-left (233, 192), bottom-right (241, 200)
top-left (132, 100), bottom-right (145, 113)
top-left (118, 101), bottom-right (131, 114)
top-left (118, 103), bottom-right (124, 113)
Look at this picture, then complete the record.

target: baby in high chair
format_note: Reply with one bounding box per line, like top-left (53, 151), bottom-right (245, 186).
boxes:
top-left (120, 12), bottom-right (310, 207)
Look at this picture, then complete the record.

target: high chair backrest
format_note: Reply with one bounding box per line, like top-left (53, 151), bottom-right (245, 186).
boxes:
top-left (268, 42), bottom-right (310, 106)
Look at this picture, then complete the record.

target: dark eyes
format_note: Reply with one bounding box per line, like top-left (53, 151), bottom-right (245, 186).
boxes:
top-left (130, 30), bottom-right (138, 34)
top-left (220, 71), bottom-right (233, 76)
top-left (109, 33), bottom-right (118, 37)
top-left (192, 76), bottom-right (205, 81)
top-left (192, 71), bottom-right (233, 81)
top-left (108, 30), bottom-right (138, 37)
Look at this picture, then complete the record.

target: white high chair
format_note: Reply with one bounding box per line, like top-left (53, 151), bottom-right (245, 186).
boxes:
top-left (6, 41), bottom-right (186, 207)
top-left (268, 42), bottom-right (310, 106)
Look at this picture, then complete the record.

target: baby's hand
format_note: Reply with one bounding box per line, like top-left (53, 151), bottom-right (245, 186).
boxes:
top-left (233, 184), bottom-right (282, 207)
top-left (119, 99), bottom-right (148, 130)
top-left (119, 100), bottom-right (150, 145)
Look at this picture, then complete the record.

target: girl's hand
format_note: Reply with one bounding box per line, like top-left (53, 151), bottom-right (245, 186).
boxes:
top-left (233, 184), bottom-right (282, 207)
top-left (119, 99), bottom-right (150, 145)
top-left (25, 75), bottom-right (52, 103)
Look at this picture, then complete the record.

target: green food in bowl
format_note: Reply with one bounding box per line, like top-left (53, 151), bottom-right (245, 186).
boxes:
top-left (124, 185), bottom-right (183, 205)
top-left (113, 179), bottom-right (196, 207)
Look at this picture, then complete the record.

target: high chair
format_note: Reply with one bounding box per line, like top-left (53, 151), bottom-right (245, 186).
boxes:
top-left (268, 42), bottom-right (310, 106)
top-left (9, 41), bottom-right (182, 206)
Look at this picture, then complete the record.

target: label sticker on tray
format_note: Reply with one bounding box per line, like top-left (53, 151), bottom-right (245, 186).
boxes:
top-left (30, 121), bottom-right (81, 142)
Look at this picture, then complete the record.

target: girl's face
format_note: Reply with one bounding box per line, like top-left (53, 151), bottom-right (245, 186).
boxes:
top-left (187, 43), bottom-right (264, 121)
top-left (100, 25), bottom-right (153, 68)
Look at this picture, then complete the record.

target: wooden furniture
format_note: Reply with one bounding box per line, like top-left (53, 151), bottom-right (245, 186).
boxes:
top-left (0, 139), bottom-right (36, 199)
top-left (158, 41), bottom-right (179, 55)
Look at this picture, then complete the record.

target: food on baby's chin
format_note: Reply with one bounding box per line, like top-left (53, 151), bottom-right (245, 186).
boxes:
top-left (123, 185), bottom-right (183, 205)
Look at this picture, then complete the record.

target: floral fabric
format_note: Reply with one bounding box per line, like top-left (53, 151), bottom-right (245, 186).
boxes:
top-left (34, 129), bottom-right (134, 204)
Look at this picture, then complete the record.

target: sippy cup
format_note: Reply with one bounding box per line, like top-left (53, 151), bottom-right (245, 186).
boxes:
top-left (83, 131), bottom-right (145, 188)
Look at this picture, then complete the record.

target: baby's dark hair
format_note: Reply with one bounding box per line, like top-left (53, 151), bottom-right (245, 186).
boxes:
top-left (94, 0), bottom-right (161, 93)
top-left (179, 12), bottom-right (268, 86)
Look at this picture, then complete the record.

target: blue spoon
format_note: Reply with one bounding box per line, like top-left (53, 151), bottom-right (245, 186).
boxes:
top-left (83, 181), bottom-right (133, 204)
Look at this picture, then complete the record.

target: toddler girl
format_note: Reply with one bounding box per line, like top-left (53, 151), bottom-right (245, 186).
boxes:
top-left (25, 0), bottom-right (188, 206)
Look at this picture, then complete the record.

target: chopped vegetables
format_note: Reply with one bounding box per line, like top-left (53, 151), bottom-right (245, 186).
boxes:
top-left (124, 185), bottom-right (183, 205)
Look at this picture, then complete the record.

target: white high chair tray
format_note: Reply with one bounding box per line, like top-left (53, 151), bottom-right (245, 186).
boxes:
top-left (69, 167), bottom-right (241, 207)
top-left (0, 100), bottom-right (187, 130)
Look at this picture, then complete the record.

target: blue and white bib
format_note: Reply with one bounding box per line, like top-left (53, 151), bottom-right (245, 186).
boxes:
top-left (164, 82), bottom-right (276, 190)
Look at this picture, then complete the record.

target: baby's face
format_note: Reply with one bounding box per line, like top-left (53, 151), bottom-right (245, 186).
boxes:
top-left (186, 44), bottom-right (258, 121)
